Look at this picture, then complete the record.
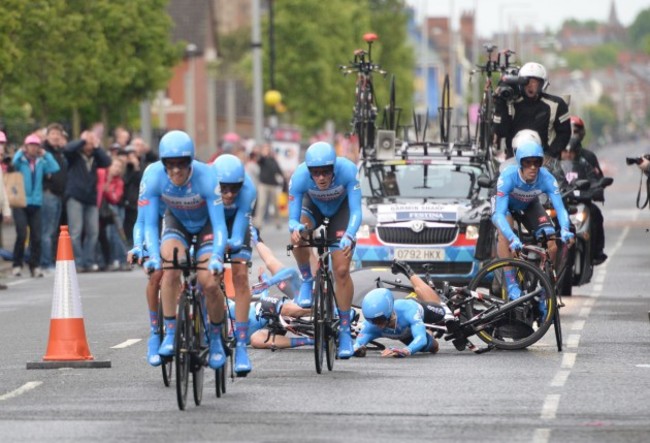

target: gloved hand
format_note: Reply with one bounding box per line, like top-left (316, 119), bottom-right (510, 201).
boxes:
top-left (249, 225), bottom-right (260, 245)
top-left (339, 233), bottom-right (355, 250)
top-left (288, 221), bottom-right (305, 234)
top-left (143, 256), bottom-right (161, 273)
top-left (391, 259), bottom-right (415, 278)
top-left (227, 238), bottom-right (242, 252)
top-left (208, 256), bottom-right (224, 274)
top-left (560, 229), bottom-right (574, 244)
top-left (381, 347), bottom-right (411, 358)
top-left (127, 246), bottom-right (142, 264)
top-left (509, 236), bottom-right (523, 252)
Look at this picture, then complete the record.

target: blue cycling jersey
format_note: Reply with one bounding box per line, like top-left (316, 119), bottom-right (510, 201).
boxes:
top-left (354, 299), bottom-right (430, 354)
top-left (223, 173), bottom-right (256, 250)
top-left (139, 160), bottom-right (227, 261)
top-left (492, 165), bottom-right (570, 242)
top-left (287, 157), bottom-right (362, 237)
top-left (132, 163), bottom-right (167, 251)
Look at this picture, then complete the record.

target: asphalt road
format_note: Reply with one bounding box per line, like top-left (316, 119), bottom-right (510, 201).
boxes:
top-left (1, 140), bottom-right (649, 442)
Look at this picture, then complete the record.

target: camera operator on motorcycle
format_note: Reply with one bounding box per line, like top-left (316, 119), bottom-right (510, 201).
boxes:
top-left (492, 141), bottom-right (574, 302)
top-left (565, 116), bottom-right (608, 265)
top-left (493, 62), bottom-right (571, 160)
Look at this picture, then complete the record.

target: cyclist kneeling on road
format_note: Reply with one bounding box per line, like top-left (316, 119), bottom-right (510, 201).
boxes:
top-left (288, 142), bottom-right (362, 359)
top-left (492, 140), bottom-right (574, 303)
top-left (212, 154), bottom-right (257, 375)
top-left (353, 260), bottom-right (454, 358)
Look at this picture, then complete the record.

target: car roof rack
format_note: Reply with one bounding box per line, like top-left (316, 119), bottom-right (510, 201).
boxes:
top-left (390, 141), bottom-right (488, 163)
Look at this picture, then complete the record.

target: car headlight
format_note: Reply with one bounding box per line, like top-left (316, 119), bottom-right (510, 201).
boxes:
top-left (466, 224), bottom-right (479, 240)
top-left (356, 224), bottom-right (371, 239)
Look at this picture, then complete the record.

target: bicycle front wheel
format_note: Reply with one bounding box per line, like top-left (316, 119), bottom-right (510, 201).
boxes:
top-left (175, 294), bottom-right (191, 410)
top-left (158, 295), bottom-right (173, 387)
top-left (191, 296), bottom-right (205, 406)
top-left (312, 275), bottom-right (325, 374)
top-left (324, 271), bottom-right (337, 371)
top-left (466, 258), bottom-right (556, 350)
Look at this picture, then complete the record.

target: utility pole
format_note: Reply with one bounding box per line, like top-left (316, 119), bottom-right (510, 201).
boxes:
top-left (252, 0), bottom-right (264, 144)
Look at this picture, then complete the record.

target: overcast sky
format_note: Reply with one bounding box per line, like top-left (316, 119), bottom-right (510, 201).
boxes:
top-left (405, 0), bottom-right (649, 38)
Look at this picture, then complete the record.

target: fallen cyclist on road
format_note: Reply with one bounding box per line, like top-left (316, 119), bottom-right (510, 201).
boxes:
top-left (226, 226), bottom-right (314, 350)
top-left (353, 260), bottom-right (455, 358)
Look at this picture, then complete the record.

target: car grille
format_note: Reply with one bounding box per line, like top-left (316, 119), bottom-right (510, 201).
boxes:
top-left (362, 260), bottom-right (474, 275)
top-left (376, 226), bottom-right (458, 245)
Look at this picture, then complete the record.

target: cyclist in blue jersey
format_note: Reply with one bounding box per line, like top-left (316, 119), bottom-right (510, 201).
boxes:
top-left (492, 140), bottom-right (574, 301)
top-left (127, 162), bottom-right (168, 367)
top-left (139, 130), bottom-right (229, 371)
top-left (353, 286), bottom-right (447, 358)
top-left (288, 142), bottom-right (362, 359)
top-left (212, 154), bottom-right (257, 375)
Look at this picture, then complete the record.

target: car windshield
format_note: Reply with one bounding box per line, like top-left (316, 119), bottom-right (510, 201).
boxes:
top-left (360, 162), bottom-right (487, 200)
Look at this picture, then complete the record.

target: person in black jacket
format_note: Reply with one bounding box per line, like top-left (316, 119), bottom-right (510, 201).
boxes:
top-left (253, 143), bottom-right (285, 230)
top-left (40, 123), bottom-right (68, 272)
top-left (494, 62), bottom-right (571, 159)
top-left (121, 145), bottom-right (142, 247)
top-left (63, 129), bottom-right (112, 271)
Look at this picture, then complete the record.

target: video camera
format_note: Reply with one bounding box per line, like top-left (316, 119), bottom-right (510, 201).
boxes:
top-left (494, 68), bottom-right (527, 100)
top-left (626, 154), bottom-right (650, 166)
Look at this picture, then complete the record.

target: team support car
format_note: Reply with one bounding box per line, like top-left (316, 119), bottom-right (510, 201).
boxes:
top-left (352, 142), bottom-right (496, 283)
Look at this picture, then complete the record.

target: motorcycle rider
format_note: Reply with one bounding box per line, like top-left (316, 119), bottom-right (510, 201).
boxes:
top-left (567, 116), bottom-right (607, 265)
top-left (493, 62), bottom-right (571, 159)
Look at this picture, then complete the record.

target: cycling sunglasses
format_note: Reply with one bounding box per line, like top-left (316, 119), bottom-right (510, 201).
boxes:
top-left (309, 167), bottom-right (334, 178)
top-left (220, 182), bottom-right (243, 194)
top-left (163, 158), bottom-right (192, 170)
top-left (369, 315), bottom-right (390, 326)
top-left (521, 158), bottom-right (543, 169)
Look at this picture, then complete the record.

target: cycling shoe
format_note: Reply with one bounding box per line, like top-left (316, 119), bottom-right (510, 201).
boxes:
top-left (158, 331), bottom-right (175, 357)
top-left (337, 327), bottom-right (354, 359)
top-left (234, 343), bottom-right (252, 376)
top-left (147, 332), bottom-right (162, 367)
top-left (294, 279), bottom-right (313, 308)
top-left (507, 282), bottom-right (522, 301)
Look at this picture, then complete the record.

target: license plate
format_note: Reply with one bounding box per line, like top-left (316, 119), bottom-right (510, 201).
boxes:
top-left (394, 248), bottom-right (445, 261)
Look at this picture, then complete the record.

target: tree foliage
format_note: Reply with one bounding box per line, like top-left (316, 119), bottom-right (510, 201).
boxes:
top-left (0, 0), bottom-right (181, 133)
top-left (628, 8), bottom-right (650, 52)
top-left (265, 0), bottom-right (414, 132)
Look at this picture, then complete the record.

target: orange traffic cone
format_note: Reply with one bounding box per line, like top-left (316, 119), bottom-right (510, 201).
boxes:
top-left (27, 226), bottom-right (110, 369)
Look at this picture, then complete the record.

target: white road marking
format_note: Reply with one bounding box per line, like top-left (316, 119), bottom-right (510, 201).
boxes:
top-left (541, 394), bottom-right (561, 419)
top-left (550, 370), bottom-right (570, 387)
top-left (593, 273), bottom-right (605, 284)
top-left (567, 334), bottom-right (581, 348)
top-left (578, 307), bottom-right (592, 317)
top-left (532, 428), bottom-right (551, 443)
top-left (635, 364), bottom-right (650, 368)
top-left (111, 339), bottom-right (142, 349)
top-left (561, 352), bottom-right (577, 369)
top-left (0, 381), bottom-right (43, 401)
top-left (593, 283), bottom-right (603, 293)
top-left (571, 320), bottom-right (586, 331)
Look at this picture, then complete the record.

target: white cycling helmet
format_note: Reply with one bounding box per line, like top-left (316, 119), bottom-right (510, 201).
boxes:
top-left (512, 129), bottom-right (542, 152)
top-left (518, 62), bottom-right (548, 91)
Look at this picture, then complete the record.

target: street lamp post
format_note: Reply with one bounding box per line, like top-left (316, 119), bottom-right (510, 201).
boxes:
top-left (184, 43), bottom-right (198, 141)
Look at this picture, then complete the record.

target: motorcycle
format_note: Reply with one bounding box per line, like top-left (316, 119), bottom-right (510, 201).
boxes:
top-left (555, 160), bottom-right (614, 295)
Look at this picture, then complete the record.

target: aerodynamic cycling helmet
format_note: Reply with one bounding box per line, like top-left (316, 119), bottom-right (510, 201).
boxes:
top-left (518, 62), bottom-right (549, 92)
top-left (361, 288), bottom-right (394, 323)
top-left (159, 130), bottom-right (194, 161)
top-left (305, 142), bottom-right (336, 169)
top-left (515, 141), bottom-right (544, 168)
top-left (213, 154), bottom-right (245, 184)
top-left (512, 129), bottom-right (542, 152)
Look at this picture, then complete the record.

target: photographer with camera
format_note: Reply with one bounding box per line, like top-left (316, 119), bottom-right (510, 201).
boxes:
top-left (493, 62), bottom-right (572, 159)
top-left (626, 154), bottom-right (650, 210)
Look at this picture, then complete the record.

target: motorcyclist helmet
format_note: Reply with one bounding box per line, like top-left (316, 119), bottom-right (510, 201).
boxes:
top-left (516, 141), bottom-right (544, 169)
top-left (518, 62), bottom-right (548, 93)
top-left (361, 288), bottom-right (394, 326)
top-left (570, 115), bottom-right (586, 144)
top-left (512, 129), bottom-right (542, 152)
